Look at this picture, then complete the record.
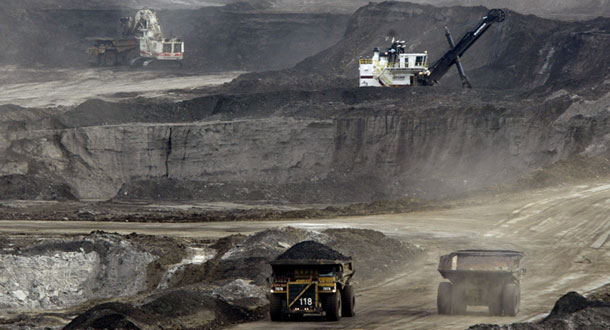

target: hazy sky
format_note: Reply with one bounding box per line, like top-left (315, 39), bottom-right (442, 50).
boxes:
top-left (4, 0), bottom-right (609, 18)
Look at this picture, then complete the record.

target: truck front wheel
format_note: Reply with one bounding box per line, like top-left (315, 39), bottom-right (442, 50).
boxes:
top-left (88, 52), bottom-right (100, 66)
top-left (342, 284), bottom-right (355, 317)
top-left (123, 49), bottom-right (140, 66)
top-left (324, 292), bottom-right (342, 321)
top-left (437, 282), bottom-right (452, 314)
top-left (269, 294), bottom-right (284, 321)
top-left (502, 283), bottom-right (520, 316)
top-left (101, 51), bottom-right (118, 66)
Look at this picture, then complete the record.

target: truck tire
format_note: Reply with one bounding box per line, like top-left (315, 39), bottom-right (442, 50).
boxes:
top-left (88, 52), bottom-right (100, 66)
top-left (502, 283), bottom-right (520, 316)
top-left (324, 292), bottom-right (342, 321)
top-left (451, 283), bottom-right (467, 314)
top-left (437, 282), bottom-right (452, 315)
top-left (101, 51), bottom-right (118, 66)
top-left (488, 287), bottom-right (503, 316)
top-left (341, 284), bottom-right (355, 317)
top-left (124, 49), bottom-right (140, 66)
top-left (269, 294), bottom-right (284, 321)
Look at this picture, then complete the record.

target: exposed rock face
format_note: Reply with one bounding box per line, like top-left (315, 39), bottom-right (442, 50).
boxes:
top-left (0, 252), bottom-right (98, 310)
top-left (0, 233), bottom-right (156, 311)
top-left (55, 117), bottom-right (335, 200)
top-left (0, 87), bottom-right (608, 202)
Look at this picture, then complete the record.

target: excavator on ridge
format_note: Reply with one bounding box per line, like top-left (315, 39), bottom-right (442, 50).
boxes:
top-left (359, 9), bottom-right (506, 87)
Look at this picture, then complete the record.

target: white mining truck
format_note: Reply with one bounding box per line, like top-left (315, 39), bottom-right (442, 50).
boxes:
top-left (359, 9), bottom-right (505, 87)
top-left (437, 250), bottom-right (525, 316)
top-left (87, 9), bottom-right (184, 67)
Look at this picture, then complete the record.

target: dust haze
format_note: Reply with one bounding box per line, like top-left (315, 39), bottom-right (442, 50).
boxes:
top-left (0, 0), bottom-right (609, 329)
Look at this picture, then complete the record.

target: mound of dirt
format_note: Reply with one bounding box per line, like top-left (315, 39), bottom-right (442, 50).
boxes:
top-left (325, 228), bottom-right (419, 284)
top-left (589, 282), bottom-right (610, 303)
top-left (469, 292), bottom-right (610, 330)
top-left (15, 227), bottom-right (419, 329)
top-left (276, 240), bottom-right (350, 260)
top-left (167, 227), bottom-right (421, 289)
top-left (213, 279), bottom-right (268, 312)
top-left (171, 227), bottom-right (329, 286)
top-left (64, 288), bottom-right (265, 330)
top-left (0, 174), bottom-right (76, 201)
top-left (547, 292), bottom-right (610, 320)
top-left (63, 302), bottom-right (141, 330)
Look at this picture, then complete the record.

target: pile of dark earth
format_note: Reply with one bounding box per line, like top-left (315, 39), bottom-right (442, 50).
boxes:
top-left (469, 291), bottom-right (610, 330)
top-left (276, 240), bottom-right (350, 260)
top-left (63, 288), bottom-right (267, 330)
top-left (227, 2), bottom-right (610, 94)
top-left (58, 227), bottom-right (421, 330)
top-left (162, 227), bottom-right (421, 288)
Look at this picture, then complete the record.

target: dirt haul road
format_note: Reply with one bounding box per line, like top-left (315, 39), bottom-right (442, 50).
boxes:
top-left (2, 181), bottom-right (610, 329)
top-left (0, 66), bottom-right (241, 108)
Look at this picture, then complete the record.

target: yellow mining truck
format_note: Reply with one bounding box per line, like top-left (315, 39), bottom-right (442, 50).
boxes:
top-left (269, 258), bottom-right (355, 321)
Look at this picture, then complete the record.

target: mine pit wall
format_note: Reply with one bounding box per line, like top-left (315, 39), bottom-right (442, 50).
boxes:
top-left (56, 118), bottom-right (336, 200)
top-left (2, 93), bottom-right (607, 202)
top-left (331, 102), bottom-right (597, 198)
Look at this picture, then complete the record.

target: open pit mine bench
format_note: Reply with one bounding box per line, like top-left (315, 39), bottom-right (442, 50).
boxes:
top-left (269, 259), bottom-right (355, 321)
top-left (437, 249), bottom-right (525, 316)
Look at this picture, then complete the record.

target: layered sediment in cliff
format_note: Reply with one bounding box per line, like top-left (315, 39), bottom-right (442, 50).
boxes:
top-left (0, 86), bottom-right (607, 202)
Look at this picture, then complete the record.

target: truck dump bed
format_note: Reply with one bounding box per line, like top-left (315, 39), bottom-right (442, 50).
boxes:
top-left (438, 249), bottom-right (523, 278)
top-left (270, 259), bottom-right (354, 278)
top-left (270, 259), bottom-right (353, 266)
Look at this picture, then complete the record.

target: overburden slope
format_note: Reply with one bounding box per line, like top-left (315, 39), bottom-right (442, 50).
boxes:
top-left (232, 2), bottom-right (610, 94)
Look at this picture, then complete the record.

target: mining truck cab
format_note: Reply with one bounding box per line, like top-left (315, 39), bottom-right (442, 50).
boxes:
top-left (269, 259), bottom-right (355, 321)
top-left (437, 249), bottom-right (525, 316)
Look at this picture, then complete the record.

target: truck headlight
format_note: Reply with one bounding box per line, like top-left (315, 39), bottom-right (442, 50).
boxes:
top-left (274, 287), bottom-right (285, 291)
top-left (320, 286), bottom-right (335, 291)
